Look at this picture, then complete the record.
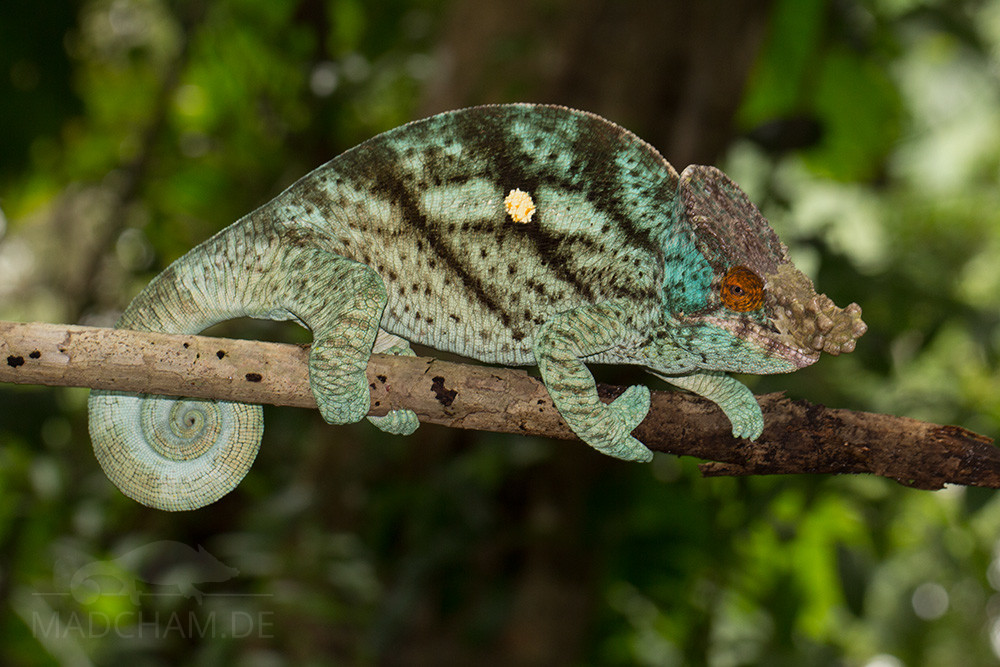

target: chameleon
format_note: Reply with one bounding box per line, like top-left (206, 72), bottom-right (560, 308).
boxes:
top-left (87, 104), bottom-right (866, 511)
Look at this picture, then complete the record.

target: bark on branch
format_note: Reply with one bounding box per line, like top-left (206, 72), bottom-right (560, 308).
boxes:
top-left (1, 320), bottom-right (995, 490)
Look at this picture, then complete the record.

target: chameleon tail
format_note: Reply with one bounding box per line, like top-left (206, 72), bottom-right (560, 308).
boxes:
top-left (88, 222), bottom-right (281, 511)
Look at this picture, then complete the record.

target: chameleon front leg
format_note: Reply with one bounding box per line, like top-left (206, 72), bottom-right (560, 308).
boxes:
top-left (533, 301), bottom-right (654, 462)
top-left (655, 371), bottom-right (764, 440)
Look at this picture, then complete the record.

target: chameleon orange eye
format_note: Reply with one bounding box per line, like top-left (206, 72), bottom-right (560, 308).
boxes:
top-left (720, 266), bottom-right (764, 312)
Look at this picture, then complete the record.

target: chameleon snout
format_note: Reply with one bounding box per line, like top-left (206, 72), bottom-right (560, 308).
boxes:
top-left (768, 264), bottom-right (867, 361)
top-left (789, 295), bottom-right (867, 357)
top-left (774, 299), bottom-right (866, 362)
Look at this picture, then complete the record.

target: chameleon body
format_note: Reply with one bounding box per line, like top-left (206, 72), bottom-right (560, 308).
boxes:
top-left (87, 104), bottom-right (866, 511)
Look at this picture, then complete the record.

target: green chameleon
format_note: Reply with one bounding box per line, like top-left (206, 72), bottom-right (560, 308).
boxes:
top-left (88, 104), bottom-right (866, 511)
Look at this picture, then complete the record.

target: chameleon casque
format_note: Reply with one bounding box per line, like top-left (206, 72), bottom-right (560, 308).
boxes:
top-left (88, 104), bottom-right (866, 511)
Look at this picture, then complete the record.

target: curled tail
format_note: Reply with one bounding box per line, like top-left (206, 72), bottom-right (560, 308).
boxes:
top-left (89, 195), bottom-right (420, 511)
top-left (88, 220), bottom-right (284, 511)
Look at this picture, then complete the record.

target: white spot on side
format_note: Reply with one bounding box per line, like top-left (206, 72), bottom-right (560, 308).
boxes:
top-left (504, 189), bottom-right (536, 223)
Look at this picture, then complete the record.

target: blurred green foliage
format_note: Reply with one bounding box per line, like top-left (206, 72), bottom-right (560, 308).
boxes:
top-left (1, 0), bottom-right (1000, 665)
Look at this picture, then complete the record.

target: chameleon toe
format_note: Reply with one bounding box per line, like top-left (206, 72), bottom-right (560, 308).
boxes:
top-left (609, 385), bottom-right (652, 431)
top-left (367, 409), bottom-right (420, 436)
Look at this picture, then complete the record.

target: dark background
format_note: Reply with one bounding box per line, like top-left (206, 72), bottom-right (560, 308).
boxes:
top-left (2, 0), bottom-right (999, 664)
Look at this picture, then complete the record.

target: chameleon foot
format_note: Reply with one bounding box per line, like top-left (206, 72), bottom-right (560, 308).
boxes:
top-left (609, 384), bottom-right (651, 427)
top-left (727, 402), bottom-right (765, 440)
top-left (308, 339), bottom-right (373, 425)
top-left (595, 434), bottom-right (654, 462)
top-left (583, 385), bottom-right (654, 462)
top-left (367, 409), bottom-right (420, 435)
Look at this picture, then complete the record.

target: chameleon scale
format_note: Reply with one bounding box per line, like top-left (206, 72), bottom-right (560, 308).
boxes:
top-left (88, 104), bottom-right (866, 511)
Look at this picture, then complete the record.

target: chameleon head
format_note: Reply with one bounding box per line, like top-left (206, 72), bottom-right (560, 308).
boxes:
top-left (665, 165), bottom-right (867, 374)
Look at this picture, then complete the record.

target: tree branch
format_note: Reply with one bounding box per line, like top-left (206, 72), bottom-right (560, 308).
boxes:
top-left (1, 320), bottom-right (995, 490)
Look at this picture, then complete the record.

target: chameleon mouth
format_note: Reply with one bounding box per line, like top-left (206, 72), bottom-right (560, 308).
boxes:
top-left (764, 334), bottom-right (822, 369)
top-left (710, 318), bottom-right (821, 370)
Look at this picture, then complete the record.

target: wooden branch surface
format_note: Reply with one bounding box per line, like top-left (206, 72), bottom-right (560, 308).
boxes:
top-left (1, 321), bottom-right (995, 490)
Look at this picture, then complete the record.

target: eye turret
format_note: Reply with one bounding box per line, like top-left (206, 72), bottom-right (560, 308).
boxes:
top-left (720, 265), bottom-right (764, 312)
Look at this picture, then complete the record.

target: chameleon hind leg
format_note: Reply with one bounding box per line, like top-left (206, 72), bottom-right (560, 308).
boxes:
top-left (366, 331), bottom-right (420, 435)
top-left (278, 249), bottom-right (388, 427)
top-left (533, 301), bottom-right (653, 462)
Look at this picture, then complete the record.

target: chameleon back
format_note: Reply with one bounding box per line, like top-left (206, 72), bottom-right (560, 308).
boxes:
top-left (268, 104), bottom-right (695, 364)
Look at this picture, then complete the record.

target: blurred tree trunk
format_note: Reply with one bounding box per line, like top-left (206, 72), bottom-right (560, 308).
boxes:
top-left (411, 1), bottom-right (774, 663)
top-left (421, 0), bottom-right (773, 166)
